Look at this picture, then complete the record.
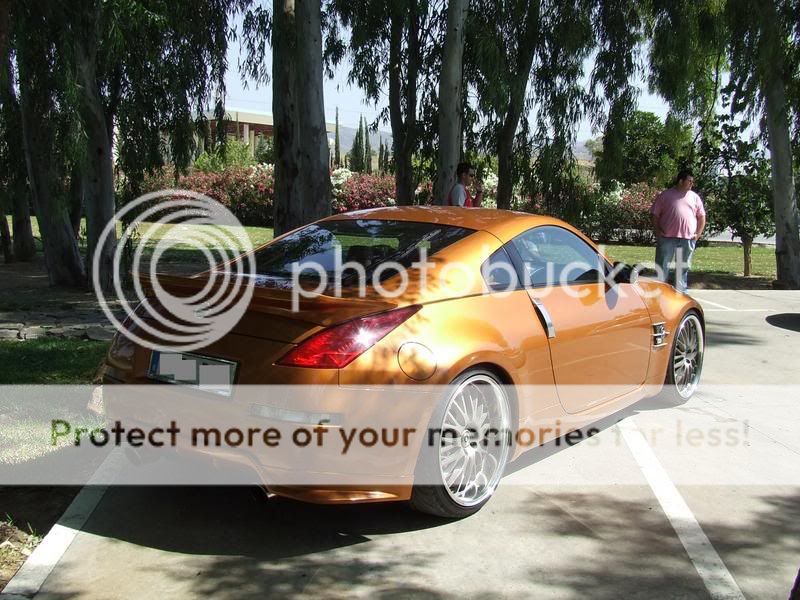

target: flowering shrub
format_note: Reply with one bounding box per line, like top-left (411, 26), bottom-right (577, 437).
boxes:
top-left (331, 168), bottom-right (354, 189)
top-left (577, 181), bottom-right (658, 243)
top-left (140, 164), bottom-right (274, 227)
top-left (617, 182), bottom-right (659, 244)
top-left (332, 172), bottom-right (396, 213)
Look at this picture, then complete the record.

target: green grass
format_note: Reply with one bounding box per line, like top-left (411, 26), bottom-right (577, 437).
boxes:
top-left (5, 215), bottom-right (274, 255)
top-left (0, 338), bottom-right (110, 385)
top-left (8, 215), bottom-right (773, 277)
top-left (601, 243), bottom-right (776, 278)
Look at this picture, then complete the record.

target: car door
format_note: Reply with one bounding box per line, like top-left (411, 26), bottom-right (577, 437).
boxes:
top-left (507, 225), bottom-right (652, 414)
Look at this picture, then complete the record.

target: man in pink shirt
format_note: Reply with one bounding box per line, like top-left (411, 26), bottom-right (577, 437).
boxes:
top-left (650, 169), bottom-right (706, 292)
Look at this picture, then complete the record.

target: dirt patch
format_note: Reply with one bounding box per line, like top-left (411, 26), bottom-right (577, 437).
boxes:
top-left (0, 486), bottom-right (81, 590)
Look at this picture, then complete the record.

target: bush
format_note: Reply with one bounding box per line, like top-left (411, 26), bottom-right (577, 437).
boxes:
top-left (332, 172), bottom-right (396, 213)
top-left (139, 164), bottom-right (274, 227)
top-left (194, 140), bottom-right (255, 173)
top-left (617, 182), bottom-right (659, 244)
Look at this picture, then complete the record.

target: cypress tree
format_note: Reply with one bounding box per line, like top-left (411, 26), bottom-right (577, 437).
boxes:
top-left (334, 107), bottom-right (341, 168)
top-left (350, 116), bottom-right (364, 172)
top-left (364, 117), bottom-right (372, 174)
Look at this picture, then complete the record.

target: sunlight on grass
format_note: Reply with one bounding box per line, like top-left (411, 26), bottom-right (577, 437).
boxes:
top-left (6, 215), bottom-right (775, 277)
top-left (601, 243), bottom-right (776, 278)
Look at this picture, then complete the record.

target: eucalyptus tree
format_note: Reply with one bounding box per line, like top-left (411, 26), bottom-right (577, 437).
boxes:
top-left (726, 0), bottom-right (800, 288)
top-left (465, 0), bottom-right (541, 209)
top-left (64, 0), bottom-right (235, 291)
top-left (333, 0), bottom-right (444, 205)
top-left (433, 0), bottom-right (468, 204)
top-left (465, 0), bottom-right (602, 211)
top-left (13, 1), bottom-right (86, 286)
top-left (649, 0), bottom-right (800, 288)
top-left (241, 1), bottom-right (331, 234)
top-left (0, 0), bottom-right (34, 262)
top-left (7, 0), bottom-right (237, 288)
top-left (271, 0), bottom-right (331, 234)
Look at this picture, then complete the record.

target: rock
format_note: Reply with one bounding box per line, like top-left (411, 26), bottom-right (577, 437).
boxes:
top-left (0, 328), bottom-right (21, 340)
top-left (0, 322), bottom-right (24, 330)
top-left (21, 326), bottom-right (46, 340)
top-left (85, 326), bottom-right (115, 341)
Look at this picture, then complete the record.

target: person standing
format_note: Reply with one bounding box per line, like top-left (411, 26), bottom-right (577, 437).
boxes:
top-left (446, 162), bottom-right (483, 207)
top-left (650, 169), bottom-right (706, 292)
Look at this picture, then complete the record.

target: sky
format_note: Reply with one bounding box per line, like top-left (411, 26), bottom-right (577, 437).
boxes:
top-left (223, 40), bottom-right (672, 143)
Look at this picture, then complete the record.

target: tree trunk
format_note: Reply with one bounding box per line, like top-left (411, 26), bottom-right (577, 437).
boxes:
top-left (75, 34), bottom-right (116, 292)
top-left (742, 235), bottom-right (752, 277)
top-left (763, 75), bottom-right (800, 288)
top-left (0, 210), bottom-right (12, 263)
top-left (494, 0), bottom-right (540, 210)
top-left (68, 163), bottom-right (85, 238)
top-left (388, 4), bottom-right (419, 206)
top-left (17, 45), bottom-right (85, 287)
top-left (434, 0), bottom-right (468, 205)
top-left (0, 16), bottom-right (35, 261)
top-left (272, 0), bottom-right (331, 236)
top-left (12, 191), bottom-right (35, 260)
top-left (760, 0), bottom-right (800, 288)
top-left (496, 105), bottom-right (524, 210)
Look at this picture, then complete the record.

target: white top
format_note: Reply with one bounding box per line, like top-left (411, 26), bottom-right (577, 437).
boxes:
top-left (449, 183), bottom-right (468, 207)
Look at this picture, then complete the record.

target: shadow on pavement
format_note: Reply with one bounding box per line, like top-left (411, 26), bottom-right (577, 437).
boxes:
top-left (515, 489), bottom-right (800, 600)
top-left (704, 329), bottom-right (762, 347)
top-left (766, 313), bottom-right (800, 333)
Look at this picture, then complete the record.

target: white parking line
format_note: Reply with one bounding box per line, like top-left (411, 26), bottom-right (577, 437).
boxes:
top-left (0, 449), bottom-right (122, 598)
top-left (702, 308), bottom-right (771, 312)
top-left (618, 418), bottom-right (744, 600)
top-left (692, 297), bottom-right (735, 311)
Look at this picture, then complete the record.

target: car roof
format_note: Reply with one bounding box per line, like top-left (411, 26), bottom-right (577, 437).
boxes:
top-left (323, 206), bottom-right (569, 242)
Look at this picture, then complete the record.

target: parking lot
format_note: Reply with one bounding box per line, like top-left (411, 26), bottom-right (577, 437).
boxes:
top-left (3, 289), bottom-right (799, 599)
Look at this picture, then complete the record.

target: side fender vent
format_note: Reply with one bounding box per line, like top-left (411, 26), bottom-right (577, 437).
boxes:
top-left (652, 322), bottom-right (669, 348)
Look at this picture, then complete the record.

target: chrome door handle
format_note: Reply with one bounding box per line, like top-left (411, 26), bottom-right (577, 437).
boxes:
top-left (530, 297), bottom-right (556, 339)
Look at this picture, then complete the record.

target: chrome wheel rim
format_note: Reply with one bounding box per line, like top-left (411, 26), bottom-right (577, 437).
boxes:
top-left (438, 374), bottom-right (511, 507)
top-left (672, 314), bottom-right (704, 398)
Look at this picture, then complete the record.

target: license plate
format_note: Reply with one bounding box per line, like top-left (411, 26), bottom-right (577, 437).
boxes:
top-left (148, 351), bottom-right (238, 397)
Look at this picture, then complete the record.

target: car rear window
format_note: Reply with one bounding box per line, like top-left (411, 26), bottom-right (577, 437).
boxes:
top-left (249, 219), bottom-right (475, 285)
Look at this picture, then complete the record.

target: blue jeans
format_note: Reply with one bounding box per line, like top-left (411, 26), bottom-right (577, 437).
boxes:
top-left (655, 237), bottom-right (696, 292)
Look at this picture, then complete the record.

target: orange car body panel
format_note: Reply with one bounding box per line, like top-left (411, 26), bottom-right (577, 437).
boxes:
top-left (103, 207), bottom-right (703, 504)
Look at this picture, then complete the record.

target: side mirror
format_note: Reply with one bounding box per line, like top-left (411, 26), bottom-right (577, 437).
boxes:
top-left (612, 261), bottom-right (638, 285)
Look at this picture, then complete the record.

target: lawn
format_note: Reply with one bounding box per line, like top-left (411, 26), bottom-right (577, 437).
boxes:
top-left (602, 243), bottom-right (776, 278)
top-left (0, 337), bottom-right (108, 589)
top-left (0, 338), bottom-right (110, 385)
top-left (7, 215), bottom-right (774, 280)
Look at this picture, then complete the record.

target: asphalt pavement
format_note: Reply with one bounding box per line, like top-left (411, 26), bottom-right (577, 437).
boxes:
top-left (3, 289), bottom-right (799, 600)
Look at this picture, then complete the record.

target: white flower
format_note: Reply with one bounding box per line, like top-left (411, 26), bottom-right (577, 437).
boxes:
top-left (331, 168), bottom-right (354, 188)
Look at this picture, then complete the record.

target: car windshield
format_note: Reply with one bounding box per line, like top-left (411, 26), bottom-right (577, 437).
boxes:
top-left (246, 219), bottom-right (475, 286)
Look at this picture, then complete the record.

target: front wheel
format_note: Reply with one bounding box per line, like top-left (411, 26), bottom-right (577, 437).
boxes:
top-left (409, 370), bottom-right (512, 518)
top-left (663, 311), bottom-right (704, 401)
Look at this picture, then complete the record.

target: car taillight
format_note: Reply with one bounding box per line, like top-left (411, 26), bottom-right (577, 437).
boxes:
top-left (277, 305), bottom-right (422, 369)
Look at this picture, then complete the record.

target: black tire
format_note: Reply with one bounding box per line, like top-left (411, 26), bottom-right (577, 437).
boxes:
top-left (409, 369), bottom-right (512, 518)
top-left (660, 310), bottom-right (704, 404)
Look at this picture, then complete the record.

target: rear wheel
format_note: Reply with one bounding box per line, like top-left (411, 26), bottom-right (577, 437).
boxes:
top-left (410, 370), bottom-right (512, 518)
top-left (663, 311), bottom-right (704, 401)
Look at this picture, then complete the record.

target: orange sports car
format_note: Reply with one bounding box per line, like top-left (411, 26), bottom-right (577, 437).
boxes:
top-left (102, 207), bottom-right (704, 517)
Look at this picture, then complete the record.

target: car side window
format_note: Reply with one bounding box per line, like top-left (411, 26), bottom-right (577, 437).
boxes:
top-left (481, 247), bottom-right (519, 291)
top-left (511, 226), bottom-right (605, 286)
